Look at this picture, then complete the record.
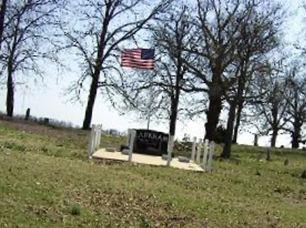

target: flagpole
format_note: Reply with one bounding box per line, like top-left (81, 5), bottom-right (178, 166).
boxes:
top-left (147, 114), bottom-right (150, 130)
top-left (146, 87), bottom-right (153, 130)
top-left (146, 73), bottom-right (154, 130)
top-left (121, 48), bottom-right (155, 130)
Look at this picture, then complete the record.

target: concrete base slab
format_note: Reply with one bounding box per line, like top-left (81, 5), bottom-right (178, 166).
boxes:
top-left (93, 148), bottom-right (204, 172)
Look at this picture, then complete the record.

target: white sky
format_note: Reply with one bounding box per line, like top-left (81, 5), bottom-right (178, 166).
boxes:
top-left (0, 0), bottom-right (304, 148)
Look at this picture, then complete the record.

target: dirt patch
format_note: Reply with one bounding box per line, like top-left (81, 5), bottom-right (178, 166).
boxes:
top-left (70, 188), bottom-right (203, 227)
top-left (1, 118), bottom-right (84, 136)
top-left (0, 119), bottom-right (88, 144)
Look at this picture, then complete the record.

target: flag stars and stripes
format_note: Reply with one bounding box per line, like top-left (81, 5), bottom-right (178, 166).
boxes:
top-left (121, 48), bottom-right (155, 70)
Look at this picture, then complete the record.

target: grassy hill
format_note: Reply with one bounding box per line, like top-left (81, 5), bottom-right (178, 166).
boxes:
top-left (0, 120), bottom-right (305, 227)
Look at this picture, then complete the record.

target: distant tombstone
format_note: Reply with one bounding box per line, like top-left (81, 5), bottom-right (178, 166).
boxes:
top-left (43, 118), bottom-right (49, 125)
top-left (25, 108), bottom-right (30, 121)
top-left (131, 129), bottom-right (169, 156)
top-left (254, 134), bottom-right (258, 146)
top-left (266, 148), bottom-right (272, 161)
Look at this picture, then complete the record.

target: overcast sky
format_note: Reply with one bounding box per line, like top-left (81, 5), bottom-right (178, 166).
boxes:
top-left (0, 0), bottom-right (304, 148)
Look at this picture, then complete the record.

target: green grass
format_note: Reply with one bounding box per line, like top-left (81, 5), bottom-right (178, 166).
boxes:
top-left (0, 120), bottom-right (306, 227)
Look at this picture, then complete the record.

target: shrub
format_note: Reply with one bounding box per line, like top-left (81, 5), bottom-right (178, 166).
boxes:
top-left (70, 204), bottom-right (81, 216)
top-left (301, 170), bottom-right (306, 179)
top-left (213, 125), bottom-right (226, 144)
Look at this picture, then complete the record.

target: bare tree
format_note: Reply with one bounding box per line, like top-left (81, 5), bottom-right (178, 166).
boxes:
top-left (0, 0), bottom-right (7, 50)
top-left (1, 0), bottom-right (61, 117)
top-left (117, 5), bottom-right (194, 138)
top-left (221, 0), bottom-right (283, 158)
top-left (185, 0), bottom-right (258, 141)
top-left (284, 69), bottom-right (306, 148)
top-left (293, 2), bottom-right (306, 58)
top-left (61, 0), bottom-right (172, 130)
top-left (251, 69), bottom-right (289, 148)
top-left (152, 6), bottom-right (192, 137)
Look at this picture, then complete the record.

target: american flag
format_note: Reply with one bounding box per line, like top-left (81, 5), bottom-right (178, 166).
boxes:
top-left (121, 48), bottom-right (155, 70)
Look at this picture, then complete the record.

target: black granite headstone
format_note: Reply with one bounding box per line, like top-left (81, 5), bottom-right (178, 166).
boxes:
top-left (132, 129), bottom-right (169, 156)
top-left (25, 108), bottom-right (30, 121)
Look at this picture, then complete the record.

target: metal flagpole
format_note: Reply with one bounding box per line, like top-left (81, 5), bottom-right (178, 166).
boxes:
top-left (146, 74), bottom-right (154, 130)
top-left (147, 113), bottom-right (151, 129)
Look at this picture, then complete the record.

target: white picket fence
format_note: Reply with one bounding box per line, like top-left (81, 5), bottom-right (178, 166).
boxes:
top-left (191, 138), bottom-right (215, 172)
top-left (88, 124), bottom-right (102, 159)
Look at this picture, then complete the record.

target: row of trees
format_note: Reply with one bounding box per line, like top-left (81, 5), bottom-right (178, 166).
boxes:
top-left (0, 0), bottom-right (171, 121)
top-left (120, 0), bottom-right (306, 157)
top-left (0, 0), bottom-right (305, 158)
top-left (119, 0), bottom-right (306, 157)
top-left (0, 0), bottom-right (62, 116)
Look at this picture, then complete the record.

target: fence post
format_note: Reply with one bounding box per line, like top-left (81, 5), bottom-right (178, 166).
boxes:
top-left (99, 125), bottom-right (102, 147)
top-left (196, 138), bottom-right (202, 163)
top-left (191, 137), bottom-right (197, 162)
top-left (95, 124), bottom-right (102, 150)
top-left (128, 130), bottom-right (136, 162)
top-left (95, 126), bottom-right (98, 150)
top-left (202, 139), bottom-right (209, 168)
top-left (167, 135), bottom-right (174, 166)
top-left (127, 129), bottom-right (132, 146)
top-left (207, 141), bottom-right (215, 172)
top-left (88, 125), bottom-right (96, 159)
top-left (88, 124), bottom-right (102, 159)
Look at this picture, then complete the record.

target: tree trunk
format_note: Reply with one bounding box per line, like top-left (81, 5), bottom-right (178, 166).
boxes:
top-left (82, 73), bottom-right (99, 130)
top-left (292, 133), bottom-right (299, 149)
top-left (291, 89), bottom-right (301, 149)
top-left (169, 96), bottom-right (179, 136)
top-left (291, 120), bottom-right (301, 149)
top-left (205, 72), bottom-right (223, 141)
top-left (232, 100), bottom-right (243, 144)
top-left (254, 134), bottom-right (258, 146)
top-left (169, 79), bottom-right (180, 136)
top-left (270, 100), bottom-right (279, 148)
top-left (232, 60), bottom-right (247, 144)
top-left (0, 0), bottom-right (7, 50)
top-left (221, 101), bottom-right (236, 158)
top-left (169, 60), bottom-right (182, 136)
top-left (6, 62), bottom-right (14, 117)
top-left (270, 128), bottom-right (278, 148)
top-left (81, 11), bottom-right (110, 130)
top-left (205, 96), bottom-right (222, 141)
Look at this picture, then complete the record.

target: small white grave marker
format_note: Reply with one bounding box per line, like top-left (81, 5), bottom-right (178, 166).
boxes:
top-left (128, 129), bottom-right (136, 162)
top-left (207, 141), bottom-right (215, 172)
top-left (191, 137), bottom-right (197, 162)
top-left (196, 138), bottom-right (202, 163)
top-left (202, 139), bottom-right (209, 168)
top-left (88, 124), bottom-right (102, 159)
